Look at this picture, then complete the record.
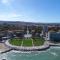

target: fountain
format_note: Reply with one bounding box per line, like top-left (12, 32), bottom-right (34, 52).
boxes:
top-left (24, 26), bottom-right (32, 39)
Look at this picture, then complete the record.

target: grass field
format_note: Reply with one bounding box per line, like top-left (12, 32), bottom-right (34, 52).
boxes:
top-left (33, 37), bottom-right (45, 46)
top-left (9, 37), bottom-right (45, 46)
top-left (9, 38), bottom-right (22, 46)
top-left (23, 39), bottom-right (32, 46)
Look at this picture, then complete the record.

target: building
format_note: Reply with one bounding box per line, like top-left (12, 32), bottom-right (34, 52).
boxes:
top-left (46, 32), bottom-right (60, 42)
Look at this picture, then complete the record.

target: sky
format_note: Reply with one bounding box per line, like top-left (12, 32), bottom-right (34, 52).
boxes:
top-left (0, 0), bottom-right (60, 23)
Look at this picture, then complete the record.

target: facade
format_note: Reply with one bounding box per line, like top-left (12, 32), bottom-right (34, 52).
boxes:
top-left (46, 32), bottom-right (60, 42)
top-left (50, 32), bottom-right (60, 41)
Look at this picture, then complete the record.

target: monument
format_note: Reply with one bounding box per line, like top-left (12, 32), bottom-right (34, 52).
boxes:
top-left (24, 26), bottom-right (32, 38)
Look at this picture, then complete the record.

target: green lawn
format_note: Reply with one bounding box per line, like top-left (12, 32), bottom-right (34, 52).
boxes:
top-left (23, 39), bottom-right (32, 46)
top-left (33, 37), bottom-right (45, 46)
top-left (9, 38), bottom-right (22, 46)
top-left (9, 37), bottom-right (45, 46)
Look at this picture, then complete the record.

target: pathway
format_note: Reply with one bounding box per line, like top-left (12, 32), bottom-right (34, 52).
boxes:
top-left (5, 40), bottom-right (50, 51)
top-left (21, 40), bottom-right (23, 47)
top-left (31, 38), bottom-right (34, 46)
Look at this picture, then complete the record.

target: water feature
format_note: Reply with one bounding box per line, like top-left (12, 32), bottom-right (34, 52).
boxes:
top-left (0, 46), bottom-right (60, 60)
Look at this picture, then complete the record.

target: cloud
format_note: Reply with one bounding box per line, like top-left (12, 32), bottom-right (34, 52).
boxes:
top-left (1, 0), bottom-right (13, 5)
top-left (0, 13), bottom-right (36, 22)
top-left (2, 0), bottom-right (9, 4)
top-left (0, 13), bottom-right (21, 20)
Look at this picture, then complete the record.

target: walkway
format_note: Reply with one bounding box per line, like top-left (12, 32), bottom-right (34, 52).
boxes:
top-left (0, 43), bottom-right (10, 53)
top-left (5, 40), bottom-right (50, 51)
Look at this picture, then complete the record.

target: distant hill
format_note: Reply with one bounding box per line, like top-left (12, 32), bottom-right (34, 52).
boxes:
top-left (0, 21), bottom-right (60, 26)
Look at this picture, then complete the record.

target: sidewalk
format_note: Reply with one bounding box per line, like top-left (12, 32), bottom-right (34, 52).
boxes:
top-left (0, 43), bottom-right (10, 53)
top-left (5, 40), bottom-right (50, 51)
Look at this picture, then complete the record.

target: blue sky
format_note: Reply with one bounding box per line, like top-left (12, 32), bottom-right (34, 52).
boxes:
top-left (0, 0), bottom-right (60, 23)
